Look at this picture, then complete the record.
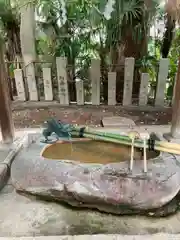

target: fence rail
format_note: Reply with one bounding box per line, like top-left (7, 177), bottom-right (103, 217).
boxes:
top-left (13, 57), bottom-right (174, 107)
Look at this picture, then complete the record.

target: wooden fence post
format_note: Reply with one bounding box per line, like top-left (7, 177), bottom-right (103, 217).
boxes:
top-left (123, 57), bottom-right (135, 106)
top-left (108, 72), bottom-right (116, 105)
top-left (56, 57), bottom-right (69, 105)
top-left (42, 68), bottom-right (53, 101)
top-left (155, 58), bottom-right (169, 106)
top-left (90, 59), bottom-right (100, 105)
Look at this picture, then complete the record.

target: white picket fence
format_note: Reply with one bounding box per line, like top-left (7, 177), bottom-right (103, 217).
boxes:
top-left (14, 57), bottom-right (171, 107)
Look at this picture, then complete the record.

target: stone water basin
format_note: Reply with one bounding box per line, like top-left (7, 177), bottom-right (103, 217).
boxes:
top-left (41, 139), bottom-right (159, 164)
top-left (11, 132), bottom-right (180, 217)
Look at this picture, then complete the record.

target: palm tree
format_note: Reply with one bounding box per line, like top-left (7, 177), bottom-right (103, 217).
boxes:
top-left (101, 0), bottom-right (159, 102)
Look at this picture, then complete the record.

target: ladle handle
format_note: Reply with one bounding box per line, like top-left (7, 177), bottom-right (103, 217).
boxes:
top-left (143, 140), bottom-right (147, 173)
top-left (130, 138), bottom-right (134, 171)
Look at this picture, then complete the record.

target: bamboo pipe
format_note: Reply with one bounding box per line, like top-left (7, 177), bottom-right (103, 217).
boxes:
top-left (72, 127), bottom-right (180, 153)
top-left (72, 131), bottom-right (180, 155)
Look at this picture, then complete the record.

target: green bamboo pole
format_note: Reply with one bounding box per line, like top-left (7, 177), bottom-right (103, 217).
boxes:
top-left (72, 131), bottom-right (146, 148)
top-left (72, 126), bottom-right (132, 142)
top-left (72, 126), bottom-right (180, 152)
top-left (72, 131), bottom-right (180, 155)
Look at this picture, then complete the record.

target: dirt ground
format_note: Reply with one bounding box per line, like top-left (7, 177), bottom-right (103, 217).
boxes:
top-left (12, 103), bottom-right (172, 129)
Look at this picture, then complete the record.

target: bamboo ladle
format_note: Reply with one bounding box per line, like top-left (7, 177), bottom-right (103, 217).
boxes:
top-left (128, 131), bottom-right (140, 171)
top-left (139, 132), bottom-right (150, 173)
top-left (128, 131), bottom-right (150, 173)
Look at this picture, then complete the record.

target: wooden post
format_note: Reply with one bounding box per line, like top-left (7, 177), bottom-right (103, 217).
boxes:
top-left (0, 41), bottom-right (14, 143)
top-left (171, 57), bottom-right (180, 138)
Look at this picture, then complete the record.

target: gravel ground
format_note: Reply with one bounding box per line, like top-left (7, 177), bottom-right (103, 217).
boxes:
top-left (12, 104), bottom-right (172, 129)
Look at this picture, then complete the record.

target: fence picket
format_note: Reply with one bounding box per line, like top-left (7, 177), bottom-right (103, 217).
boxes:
top-left (155, 58), bottom-right (169, 106)
top-left (76, 80), bottom-right (84, 105)
top-left (14, 69), bottom-right (26, 101)
top-left (42, 68), bottom-right (53, 101)
top-left (123, 57), bottom-right (135, 106)
top-left (26, 63), bottom-right (38, 101)
top-left (90, 59), bottom-right (100, 105)
top-left (108, 72), bottom-right (116, 105)
top-left (139, 73), bottom-right (149, 106)
top-left (56, 57), bottom-right (69, 105)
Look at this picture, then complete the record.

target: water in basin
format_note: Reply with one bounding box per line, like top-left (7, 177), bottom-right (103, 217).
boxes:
top-left (41, 140), bottom-right (159, 164)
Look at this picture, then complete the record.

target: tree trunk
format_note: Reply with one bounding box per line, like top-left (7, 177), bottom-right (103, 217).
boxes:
top-left (20, 1), bottom-right (38, 100)
top-left (20, 2), bottom-right (36, 64)
top-left (5, 24), bottom-right (21, 99)
top-left (171, 57), bottom-right (180, 138)
top-left (99, 46), bottom-right (108, 103)
top-left (0, 40), bottom-right (14, 143)
top-left (161, 13), bottom-right (175, 58)
top-left (67, 57), bottom-right (76, 102)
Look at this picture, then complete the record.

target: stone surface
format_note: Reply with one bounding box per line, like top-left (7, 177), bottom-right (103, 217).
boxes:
top-left (2, 185), bottom-right (180, 237)
top-left (11, 134), bottom-right (180, 217)
top-left (102, 116), bottom-right (136, 127)
top-left (0, 164), bottom-right (9, 190)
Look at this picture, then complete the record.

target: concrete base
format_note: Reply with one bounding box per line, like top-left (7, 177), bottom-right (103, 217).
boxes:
top-left (0, 129), bottom-right (42, 193)
top-left (0, 233), bottom-right (179, 240)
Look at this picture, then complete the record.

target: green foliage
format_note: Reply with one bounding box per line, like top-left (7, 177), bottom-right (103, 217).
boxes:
top-left (166, 29), bottom-right (180, 99)
top-left (1, 0), bottom-right (180, 103)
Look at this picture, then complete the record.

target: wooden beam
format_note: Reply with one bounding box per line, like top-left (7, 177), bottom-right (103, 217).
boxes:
top-left (171, 56), bottom-right (180, 138)
top-left (0, 40), bottom-right (14, 143)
